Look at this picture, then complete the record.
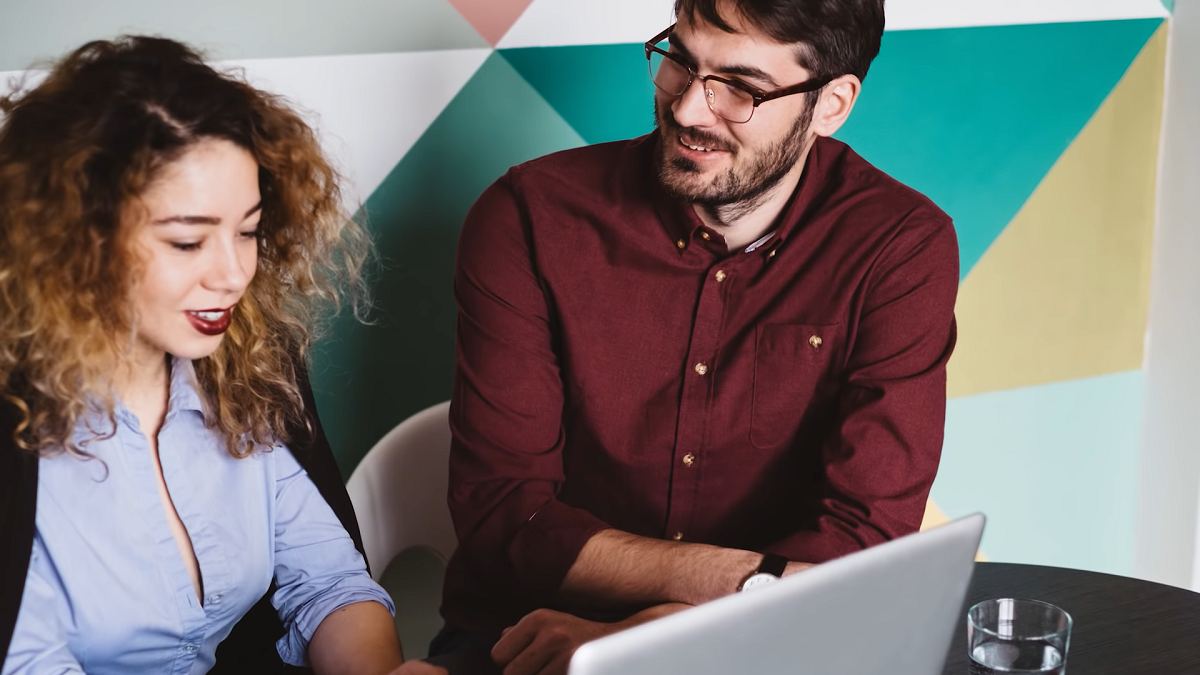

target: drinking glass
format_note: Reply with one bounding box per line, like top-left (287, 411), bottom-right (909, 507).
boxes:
top-left (967, 598), bottom-right (1072, 674)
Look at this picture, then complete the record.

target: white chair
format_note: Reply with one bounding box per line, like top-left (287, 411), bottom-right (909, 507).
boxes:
top-left (347, 400), bottom-right (456, 657)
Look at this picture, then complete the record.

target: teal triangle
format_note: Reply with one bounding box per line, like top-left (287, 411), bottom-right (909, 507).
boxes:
top-left (311, 52), bottom-right (586, 476)
top-left (504, 20), bottom-right (1160, 280)
top-left (500, 44), bottom-right (658, 144)
top-left (1162, 0), bottom-right (1174, 12)
top-left (838, 19), bottom-right (1162, 278)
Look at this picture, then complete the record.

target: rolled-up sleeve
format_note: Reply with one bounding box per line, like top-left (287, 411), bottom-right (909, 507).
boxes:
top-left (4, 536), bottom-right (85, 675)
top-left (449, 172), bottom-right (610, 601)
top-left (270, 447), bottom-right (395, 666)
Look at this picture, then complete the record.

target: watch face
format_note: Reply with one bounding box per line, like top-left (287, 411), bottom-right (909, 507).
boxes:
top-left (740, 573), bottom-right (780, 592)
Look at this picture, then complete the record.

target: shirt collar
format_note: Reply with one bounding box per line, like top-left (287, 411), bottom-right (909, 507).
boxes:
top-left (650, 132), bottom-right (835, 258)
top-left (72, 357), bottom-right (209, 443)
top-left (166, 357), bottom-right (209, 421)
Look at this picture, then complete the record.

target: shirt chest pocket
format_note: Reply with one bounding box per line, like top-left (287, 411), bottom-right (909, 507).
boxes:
top-left (750, 322), bottom-right (841, 449)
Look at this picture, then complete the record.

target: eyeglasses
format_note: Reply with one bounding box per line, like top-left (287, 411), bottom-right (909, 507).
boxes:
top-left (644, 25), bottom-right (833, 124)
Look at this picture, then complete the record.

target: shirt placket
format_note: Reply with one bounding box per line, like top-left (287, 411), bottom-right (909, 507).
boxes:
top-left (119, 412), bottom-right (211, 675)
top-left (163, 413), bottom-right (236, 675)
top-left (664, 244), bottom-right (738, 541)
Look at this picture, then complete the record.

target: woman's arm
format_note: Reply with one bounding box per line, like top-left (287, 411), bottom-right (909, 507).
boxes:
top-left (3, 538), bottom-right (85, 675)
top-left (307, 600), bottom-right (403, 675)
top-left (308, 601), bottom-right (448, 675)
top-left (270, 446), bottom-right (404, 670)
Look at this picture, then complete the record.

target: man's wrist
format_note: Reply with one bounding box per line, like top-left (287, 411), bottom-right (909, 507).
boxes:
top-left (736, 553), bottom-right (789, 592)
top-left (662, 542), bottom-right (760, 605)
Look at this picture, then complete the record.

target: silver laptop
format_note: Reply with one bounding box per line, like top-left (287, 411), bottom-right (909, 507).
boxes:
top-left (569, 514), bottom-right (985, 675)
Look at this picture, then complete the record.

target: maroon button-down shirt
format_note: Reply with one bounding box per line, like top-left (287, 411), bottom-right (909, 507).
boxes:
top-left (442, 132), bottom-right (958, 634)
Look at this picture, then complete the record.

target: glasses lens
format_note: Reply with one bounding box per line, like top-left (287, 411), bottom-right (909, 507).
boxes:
top-left (706, 80), bottom-right (755, 123)
top-left (648, 52), bottom-right (690, 96)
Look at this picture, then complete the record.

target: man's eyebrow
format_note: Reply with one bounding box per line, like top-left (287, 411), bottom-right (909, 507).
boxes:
top-left (667, 34), bottom-right (696, 62)
top-left (715, 64), bottom-right (779, 89)
top-left (152, 201), bottom-right (263, 226)
top-left (667, 34), bottom-right (779, 89)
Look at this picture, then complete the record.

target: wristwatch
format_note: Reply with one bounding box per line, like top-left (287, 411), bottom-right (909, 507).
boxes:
top-left (737, 553), bottom-right (789, 592)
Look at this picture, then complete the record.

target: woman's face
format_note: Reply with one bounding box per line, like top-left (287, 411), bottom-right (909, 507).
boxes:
top-left (129, 138), bottom-right (261, 365)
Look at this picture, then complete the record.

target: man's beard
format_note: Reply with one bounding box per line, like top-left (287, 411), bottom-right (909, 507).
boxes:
top-left (654, 100), bottom-right (814, 215)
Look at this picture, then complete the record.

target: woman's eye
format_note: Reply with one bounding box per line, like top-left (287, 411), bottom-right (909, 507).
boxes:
top-left (240, 230), bottom-right (260, 240)
top-left (170, 241), bottom-right (202, 251)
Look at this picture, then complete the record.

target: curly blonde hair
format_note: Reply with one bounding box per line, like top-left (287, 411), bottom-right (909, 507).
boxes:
top-left (0, 36), bottom-right (370, 457)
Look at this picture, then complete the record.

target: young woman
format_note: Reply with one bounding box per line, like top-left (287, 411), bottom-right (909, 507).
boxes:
top-left (0, 36), bottom-right (438, 675)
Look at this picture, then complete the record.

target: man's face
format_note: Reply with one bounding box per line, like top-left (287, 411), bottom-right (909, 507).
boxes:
top-left (654, 8), bottom-right (818, 206)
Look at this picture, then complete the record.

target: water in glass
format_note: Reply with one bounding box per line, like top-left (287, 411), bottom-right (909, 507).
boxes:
top-left (969, 640), bottom-right (1065, 674)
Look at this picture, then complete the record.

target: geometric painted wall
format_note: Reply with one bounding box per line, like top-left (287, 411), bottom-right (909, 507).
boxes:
top-left (0, 0), bottom-right (1173, 580)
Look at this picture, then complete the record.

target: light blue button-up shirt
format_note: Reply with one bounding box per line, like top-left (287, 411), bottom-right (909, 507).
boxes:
top-left (4, 359), bottom-right (394, 674)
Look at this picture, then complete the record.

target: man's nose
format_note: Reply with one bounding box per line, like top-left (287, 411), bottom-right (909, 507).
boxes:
top-left (671, 78), bottom-right (720, 129)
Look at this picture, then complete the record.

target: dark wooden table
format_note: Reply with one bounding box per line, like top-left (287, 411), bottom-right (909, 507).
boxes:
top-left (941, 562), bottom-right (1200, 673)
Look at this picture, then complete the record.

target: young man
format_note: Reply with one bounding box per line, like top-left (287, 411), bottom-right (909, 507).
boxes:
top-left (433, 1), bottom-right (958, 673)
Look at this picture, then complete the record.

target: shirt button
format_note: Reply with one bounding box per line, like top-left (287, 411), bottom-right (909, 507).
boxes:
top-left (767, 248), bottom-right (778, 259)
top-left (183, 644), bottom-right (198, 654)
top-left (672, 531), bottom-right (684, 541)
top-left (675, 239), bottom-right (687, 250)
top-left (700, 231), bottom-right (711, 241)
top-left (208, 593), bottom-right (222, 605)
top-left (682, 453), bottom-right (696, 468)
top-left (809, 335), bottom-right (823, 350)
top-left (693, 362), bottom-right (709, 376)
top-left (714, 270), bottom-right (727, 283)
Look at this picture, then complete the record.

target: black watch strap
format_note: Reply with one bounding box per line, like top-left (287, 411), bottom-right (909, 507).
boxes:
top-left (758, 553), bottom-right (789, 578)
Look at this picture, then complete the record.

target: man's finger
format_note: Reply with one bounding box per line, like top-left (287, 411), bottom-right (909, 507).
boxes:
top-left (492, 621), bottom-right (536, 666)
top-left (500, 633), bottom-right (556, 675)
top-left (532, 651), bottom-right (573, 675)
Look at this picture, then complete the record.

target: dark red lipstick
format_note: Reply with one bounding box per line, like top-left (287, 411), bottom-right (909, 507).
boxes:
top-left (184, 307), bottom-right (233, 336)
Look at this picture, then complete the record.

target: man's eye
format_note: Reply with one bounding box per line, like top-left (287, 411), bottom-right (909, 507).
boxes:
top-left (728, 79), bottom-right (761, 95)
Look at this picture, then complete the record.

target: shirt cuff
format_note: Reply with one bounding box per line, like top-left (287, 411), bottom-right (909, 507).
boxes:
top-left (275, 578), bottom-right (396, 666)
top-left (507, 498), bottom-right (610, 598)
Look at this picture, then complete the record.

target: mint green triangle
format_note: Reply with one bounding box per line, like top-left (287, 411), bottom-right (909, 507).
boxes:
top-left (839, 19), bottom-right (1162, 278)
top-left (503, 20), bottom-right (1161, 279)
top-left (933, 370), bottom-right (1143, 576)
top-left (1162, 0), bottom-right (1174, 12)
top-left (312, 52), bottom-right (586, 475)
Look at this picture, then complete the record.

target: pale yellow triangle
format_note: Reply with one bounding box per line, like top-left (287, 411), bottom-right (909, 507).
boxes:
top-left (921, 499), bottom-right (988, 561)
top-left (948, 28), bottom-right (1166, 398)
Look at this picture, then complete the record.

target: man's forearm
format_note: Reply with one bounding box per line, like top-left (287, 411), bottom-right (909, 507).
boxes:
top-left (558, 529), bottom-right (764, 607)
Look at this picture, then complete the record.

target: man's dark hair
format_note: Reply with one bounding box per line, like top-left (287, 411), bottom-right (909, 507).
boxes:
top-left (674, 0), bottom-right (886, 81)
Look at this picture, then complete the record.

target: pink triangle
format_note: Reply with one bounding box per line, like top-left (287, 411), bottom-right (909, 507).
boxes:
top-left (448, 0), bottom-right (535, 46)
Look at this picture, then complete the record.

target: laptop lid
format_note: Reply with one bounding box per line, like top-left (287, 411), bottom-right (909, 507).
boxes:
top-left (569, 513), bottom-right (985, 675)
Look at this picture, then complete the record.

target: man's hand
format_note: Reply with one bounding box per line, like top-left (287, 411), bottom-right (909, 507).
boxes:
top-left (491, 604), bottom-right (690, 675)
top-left (491, 609), bottom-right (613, 675)
top-left (784, 561), bottom-right (813, 576)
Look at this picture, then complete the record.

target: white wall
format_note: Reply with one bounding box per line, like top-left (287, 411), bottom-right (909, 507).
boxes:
top-left (1138, 0), bottom-right (1200, 590)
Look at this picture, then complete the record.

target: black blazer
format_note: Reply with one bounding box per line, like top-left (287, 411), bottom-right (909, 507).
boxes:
top-left (0, 367), bottom-right (366, 673)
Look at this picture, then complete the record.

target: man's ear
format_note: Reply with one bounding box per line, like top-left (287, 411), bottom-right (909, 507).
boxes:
top-left (809, 74), bottom-right (862, 138)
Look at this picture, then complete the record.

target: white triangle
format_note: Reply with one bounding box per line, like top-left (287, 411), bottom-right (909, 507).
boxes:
top-left (231, 49), bottom-right (491, 211)
top-left (500, 0), bottom-right (1166, 48)
top-left (886, 0), bottom-right (1167, 30)
top-left (2, 49), bottom-right (491, 212)
top-left (500, 0), bottom-right (674, 48)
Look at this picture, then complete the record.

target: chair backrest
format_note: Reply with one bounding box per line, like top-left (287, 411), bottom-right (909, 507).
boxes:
top-left (347, 401), bottom-right (456, 578)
